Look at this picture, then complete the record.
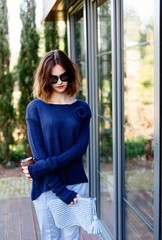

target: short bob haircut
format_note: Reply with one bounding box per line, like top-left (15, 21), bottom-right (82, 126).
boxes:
top-left (33, 49), bottom-right (80, 102)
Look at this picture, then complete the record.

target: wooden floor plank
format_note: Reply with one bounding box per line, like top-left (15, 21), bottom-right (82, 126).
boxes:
top-left (0, 197), bottom-right (100, 240)
top-left (31, 203), bottom-right (41, 240)
top-left (0, 198), bottom-right (39, 240)
top-left (81, 229), bottom-right (98, 240)
top-left (19, 198), bottom-right (39, 240)
top-left (0, 200), bottom-right (7, 239)
top-left (6, 198), bottom-right (22, 240)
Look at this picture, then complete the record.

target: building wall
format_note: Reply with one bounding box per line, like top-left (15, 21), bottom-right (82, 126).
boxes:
top-left (43, 0), bottom-right (161, 239)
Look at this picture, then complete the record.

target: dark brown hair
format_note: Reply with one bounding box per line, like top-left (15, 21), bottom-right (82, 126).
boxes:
top-left (33, 49), bottom-right (80, 101)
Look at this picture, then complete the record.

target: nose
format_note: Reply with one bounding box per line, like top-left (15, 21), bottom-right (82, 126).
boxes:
top-left (57, 77), bottom-right (63, 84)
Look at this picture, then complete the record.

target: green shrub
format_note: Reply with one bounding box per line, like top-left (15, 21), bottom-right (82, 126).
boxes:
top-left (125, 137), bottom-right (148, 158)
top-left (9, 143), bottom-right (26, 166)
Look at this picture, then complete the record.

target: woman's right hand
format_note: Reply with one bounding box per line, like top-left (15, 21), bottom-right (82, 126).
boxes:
top-left (69, 194), bottom-right (80, 206)
top-left (21, 165), bottom-right (32, 181)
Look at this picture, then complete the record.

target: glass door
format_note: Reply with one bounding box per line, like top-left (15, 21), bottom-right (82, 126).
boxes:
top-left (70, 6), bottom-right (86, 101)
top-left (96, 0), bottom-right (114, 237)
top-left (69, 3), bottom-right (88, 170)
top-left (122, 0), bottom-right (154, 239)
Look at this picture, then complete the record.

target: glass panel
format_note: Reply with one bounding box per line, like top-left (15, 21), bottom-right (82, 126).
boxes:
top-left (124, 128), bottom-right (154, 224)
top-left (123, 1), bottom-right (154, 134)
top-left (97, 0), bottom-right (113, 236)
top-left (123, 0), bottom-right (154, 238)
top-left (98, 53), bottom-right (112, 118)
top-left (97, 0), bottom-right (112, 54)
top-left (74, 8), bottom-right (86, 100)
top-left (124, 44), bottom-right (154, 133)
top-left (72, 8), bottom-right (87, 171)
top-left (97, 0), bottom-right (112, 119)
top-left (124, 203), bottom-right (153, 240)
top-left (98, 117), bottom-right (113, 234)
top-left (123, 0), bottom-right (154, 45)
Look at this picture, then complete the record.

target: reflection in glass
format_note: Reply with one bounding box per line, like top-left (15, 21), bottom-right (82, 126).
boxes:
top-left (97, 0), bottom-right (112, 119)
top-left (98, 54), bottom-right (112, 118)
top-left (74, 9), bottom-right (86, 100)
top-left (124, 128), bottom-right (154, 224)
top-left (124, 43), bottom-right (154, 134)
top-left (125, 203), bottom-right (153, 240)
top-left (123, 0), bottom-right (154, 238)
top-left (73, 8), bottom-right (87, 172)
top-left (97, 0), bottom-right (111, 54)
top-left (123, 1), bottom-right (154, 135)
top-left (97, 0), bottom-right (113, 235)
top-left (98, 117), bottom-right (113, 234)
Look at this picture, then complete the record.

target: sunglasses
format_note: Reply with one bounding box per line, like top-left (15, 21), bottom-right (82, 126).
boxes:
top-left (50, 72), bottom-right (69, 84)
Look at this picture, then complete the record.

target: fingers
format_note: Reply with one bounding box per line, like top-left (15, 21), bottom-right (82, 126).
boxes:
top-left (25, 174), bottom-right (32, 181)
top-left (21, 166), bottom-right (32, 181)
top-left (69, 194), bottom-right (80, 206)
top-left (22, 166), bottom-right (28, 173)
top-left (73, 197), bottom-right (78, 204)
top-left (21, 166), bottom-right (28, 170)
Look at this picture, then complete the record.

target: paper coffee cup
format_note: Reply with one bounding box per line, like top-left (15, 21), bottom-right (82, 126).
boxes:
top-left (21, 156), bottom-right (35, 166)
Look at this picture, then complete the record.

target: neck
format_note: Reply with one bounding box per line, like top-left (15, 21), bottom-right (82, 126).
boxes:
top-left (49, 93), bottom-right (74, 104)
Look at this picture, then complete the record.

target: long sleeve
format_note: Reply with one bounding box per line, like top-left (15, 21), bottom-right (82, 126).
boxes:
top-left (44, 172), bottom-right (77, 204)
top-left (26, 118), bottom-right (77, 204)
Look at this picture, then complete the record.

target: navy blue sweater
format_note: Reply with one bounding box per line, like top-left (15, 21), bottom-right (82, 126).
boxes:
top-left (26, 99), bottom-right (91, 204)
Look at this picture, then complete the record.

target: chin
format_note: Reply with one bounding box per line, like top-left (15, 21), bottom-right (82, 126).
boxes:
top-left (54, 88), bottom-right (67, 94)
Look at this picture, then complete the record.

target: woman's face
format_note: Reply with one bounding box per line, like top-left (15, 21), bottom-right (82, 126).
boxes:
top-left (50, 64), bottom-right (68, 94)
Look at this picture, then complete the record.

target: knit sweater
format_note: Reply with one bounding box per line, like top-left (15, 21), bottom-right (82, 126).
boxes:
top-left (26, 99), bottom-right (91, 204)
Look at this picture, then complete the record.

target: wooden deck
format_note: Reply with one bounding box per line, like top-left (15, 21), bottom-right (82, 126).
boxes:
top-left (0, 197), bottom-right (98, 240)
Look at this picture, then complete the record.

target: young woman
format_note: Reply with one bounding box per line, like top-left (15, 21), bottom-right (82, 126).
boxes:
top-left (22, 49), bottom-right (91, 240)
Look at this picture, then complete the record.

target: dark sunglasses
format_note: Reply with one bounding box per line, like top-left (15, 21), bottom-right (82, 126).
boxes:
top-left (50, 72), bottom-right (69, 84)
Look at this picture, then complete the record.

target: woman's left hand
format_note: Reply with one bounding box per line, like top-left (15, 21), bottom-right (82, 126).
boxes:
top-left (21, 166), bottom-right (32, 181)
top-left (69, 194), bottom-right (80, 206)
